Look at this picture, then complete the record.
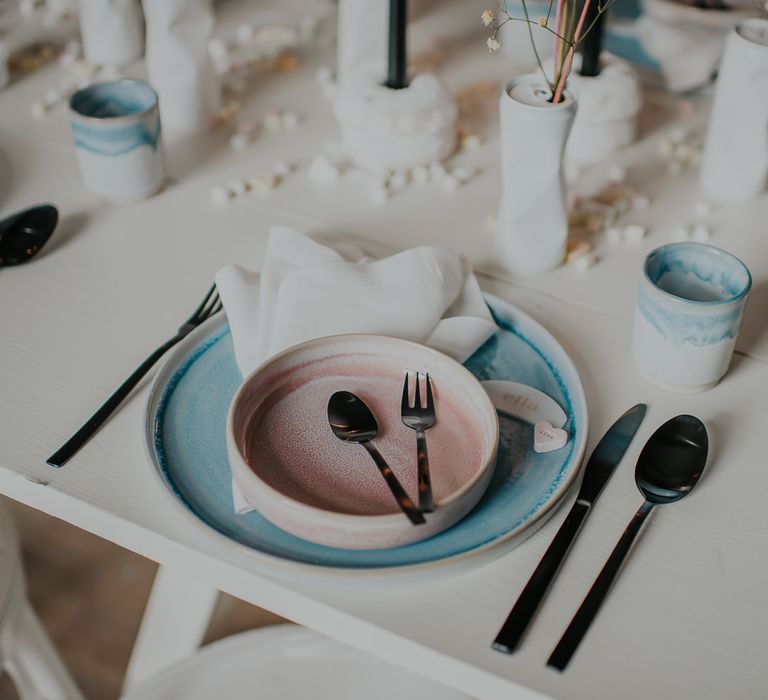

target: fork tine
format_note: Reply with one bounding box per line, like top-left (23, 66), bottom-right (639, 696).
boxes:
top-left (425, 373), bottom-right (434, 411)
top-left (187, 284), bottom-right (216, 323)
top-left (207, 298), bottom-right (223, 317)
top-left (401, 371), bottom-right (411, 412)
top-left (414, 371), bottom-right (421, 409)
top-left (197, 291), bottom-right (220, 321)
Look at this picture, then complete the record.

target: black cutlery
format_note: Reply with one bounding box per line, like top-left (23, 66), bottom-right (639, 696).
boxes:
top-left (401, 371), bottom-right (436, 513)
top-left (548, 414), bottom-right (708, 671)
top-left (493, 403), bottom-right (647, 654)
top-left (0, 204), bottom-right (58, 266)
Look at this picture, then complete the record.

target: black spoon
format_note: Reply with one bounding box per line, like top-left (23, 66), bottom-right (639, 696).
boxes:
top-left (327, 391), bottom-right (425, 525)
top-left (548, 414), bottom-right (708, 671)
top-left (0, 204), bottom-right (58, 266)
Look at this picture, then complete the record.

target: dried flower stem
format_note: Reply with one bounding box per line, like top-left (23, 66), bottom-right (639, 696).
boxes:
top-left (552, 0), bottom-right (592, 103)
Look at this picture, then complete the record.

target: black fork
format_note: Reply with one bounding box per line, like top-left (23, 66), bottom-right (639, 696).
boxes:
top-left (401, 371), bottom-right (436, 513)
top-left (47, 285), bottom-right (222, 468)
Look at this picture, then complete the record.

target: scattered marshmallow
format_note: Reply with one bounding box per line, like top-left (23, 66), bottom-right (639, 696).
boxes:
top-left (30, 101), bottom-right (46, 118)
top-left (691, 223), bottom-right (712, 242)
top-left (247, 174), bottom-right (279, 194)
top-left (573, 253), bottom-right (598, 272)
top-left (566, 238), bottom-right (593, 263)
top-left (211, 185), bottom-right (235, 205)
top-left (441, 174), bottom-right (459, 193)
top-left (388, 171), bottom-right (408, 192)
top-left (411, 165), bottom-right (430, 184)
top-left (236, 23), bottom-right (255, 44)
top-left (692, 200), bottom-right (713, 219)
top-left (368, 181), bottom-right (389, 205)
top-left (272, 161), bottom-right (294, 178)
top-left (429, 162), bottom-right (446, 180)
top-left (668, 127), bottom-right (688, 144)
top-left (452, 166), bottom-right (476, 184)
top-left (606, 226), bottom-right (623, 245)
top-left (263, 111), bottom-right (282, 131)
top-left (308, 155), bottom-right (340, 184)
top-left (670, 224), bottom-right (691, 242)
top-left (607, 166), bottom-right (626, 183)
top-left (461, 133), bottom-right (481, 151)
top-left (227, 179), bottom-right (248, 196)
top-left (281, 111), bottom-right (301, 129)
top-left (315, 66), bottom-right (334, 85)
top-left (623, 224), bottom-right (647, 243)
top-left (229, 133), bottom-right (251, 151)
top-left (632, 194), bottom-right (651, 209)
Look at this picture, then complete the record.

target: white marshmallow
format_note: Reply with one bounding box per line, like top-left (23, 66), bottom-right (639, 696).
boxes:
top-left (211, 185), bottom-right (234, 205)
top-left (623, 224), bottom-right (647, 243)
top-left (691, 223), bottom-right (712, 242)
top-left (308, 155), bottom-right (340, 184)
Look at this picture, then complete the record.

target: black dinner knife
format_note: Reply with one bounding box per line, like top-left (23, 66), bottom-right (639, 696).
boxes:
top-left (492, 403), bottom-right (647, 654)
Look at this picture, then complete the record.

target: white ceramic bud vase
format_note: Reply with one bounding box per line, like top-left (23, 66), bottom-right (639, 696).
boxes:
top-left (700, 19), bottom-right (768, 203)
top-left (495, 74), bottom-right (576, 275)
top-left (143, 0), bottom-right (220, 133)
top-left (79, 0), bottom-right (144, 67)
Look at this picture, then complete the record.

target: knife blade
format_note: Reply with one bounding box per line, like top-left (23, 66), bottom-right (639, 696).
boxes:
top-left (492, 403), bottom-right (647, 654)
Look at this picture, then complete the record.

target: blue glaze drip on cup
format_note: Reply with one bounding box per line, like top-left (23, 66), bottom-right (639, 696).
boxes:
top-left (638, 243), bottom-right (751, 348)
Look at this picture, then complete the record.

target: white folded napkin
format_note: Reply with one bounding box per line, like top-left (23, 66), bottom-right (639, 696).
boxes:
top-left (215, 226), bottom-right (498, 514)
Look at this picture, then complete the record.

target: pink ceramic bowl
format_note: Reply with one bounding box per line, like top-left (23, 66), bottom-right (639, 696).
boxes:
top-left (226, 334), bottom-right (499, 550)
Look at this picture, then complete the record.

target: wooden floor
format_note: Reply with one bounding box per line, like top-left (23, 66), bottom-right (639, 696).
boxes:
top-left (2, 500), bottom-right (286, 700)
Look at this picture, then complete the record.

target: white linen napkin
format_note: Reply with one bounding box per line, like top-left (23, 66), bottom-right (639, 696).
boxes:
top-left (215, 226), bottom-right (498, 514)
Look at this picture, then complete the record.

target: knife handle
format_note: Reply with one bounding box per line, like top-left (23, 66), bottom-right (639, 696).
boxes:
top-left (492, 499), bottom-right (591, 654)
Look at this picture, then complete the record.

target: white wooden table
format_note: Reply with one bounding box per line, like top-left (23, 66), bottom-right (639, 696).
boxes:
top-left (1, 2), bottom-right (767, 699)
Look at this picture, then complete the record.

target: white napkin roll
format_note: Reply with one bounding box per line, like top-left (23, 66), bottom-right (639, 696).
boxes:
top-left (215, 226), bottom-right (498, 514)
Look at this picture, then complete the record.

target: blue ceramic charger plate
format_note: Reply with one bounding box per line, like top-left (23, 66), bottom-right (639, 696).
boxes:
top-left (144, 293), bottom-right (588, 578)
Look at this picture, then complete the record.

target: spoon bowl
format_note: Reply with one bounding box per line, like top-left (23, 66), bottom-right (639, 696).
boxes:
top-left (327, 390), bottom-right (379, 443)
top-left (0, 204), bottom-right (58, 266)
top-left (636, 414), bottom-right (708, 505)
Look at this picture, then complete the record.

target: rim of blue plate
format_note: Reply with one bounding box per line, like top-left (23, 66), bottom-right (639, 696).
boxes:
top-left (142, 294), bottom-right (589, 580)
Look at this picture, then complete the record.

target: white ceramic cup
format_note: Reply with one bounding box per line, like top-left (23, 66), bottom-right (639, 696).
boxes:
top-left (69, 79), bottom-right (165, 202)
top-left (633, 242), bottom-right (752, 393)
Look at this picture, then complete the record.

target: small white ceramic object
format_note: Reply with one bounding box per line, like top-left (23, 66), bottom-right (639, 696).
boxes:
top-left (700, 19), bottom-right (768, 203)
top-left (144, 0), bottom-right (220, 132)
top-left (69, 79), bottom-right (164, 202)
top-left (533, 421), bottom-right (568, 453)
top-left (638, 0), bottom-right (754, 92)
top-left (495, 74), bottom-right (576, 274)
top-left (633, 242), bottom-right (752, 393)
top-left (334, 71), bottom-right (457, 172)
top-left (481, 380), bottom-right (567, 428)
top-left (79, 0), bottom-right (144, 67)
top-left (227, 334), bottom-right (499, 550)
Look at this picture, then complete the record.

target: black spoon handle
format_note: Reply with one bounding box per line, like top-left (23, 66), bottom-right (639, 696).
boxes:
top-left (548, 500), bottom-right (655, 671)
top-left (362, 442), bottom-right (425, 525)
top-left (493, 499), bottom-right (591, 653)
top-left (46, 333), bottom-right (183, 468)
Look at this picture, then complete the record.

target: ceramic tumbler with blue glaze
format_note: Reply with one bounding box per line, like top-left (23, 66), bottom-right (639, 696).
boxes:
top-left (633, 243), bottom-right (751, 392)
top-left (69, 79), bottom-right (164, 202)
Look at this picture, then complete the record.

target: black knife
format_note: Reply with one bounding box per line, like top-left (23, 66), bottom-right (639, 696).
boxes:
top-left (492, 403), bottom-right (647, 654)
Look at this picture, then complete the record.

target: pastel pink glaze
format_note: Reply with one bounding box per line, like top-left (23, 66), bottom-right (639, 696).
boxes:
top-left (228, 335), bottom-right (498, 549)
top-left (243, 354), bottom-right (485, 515)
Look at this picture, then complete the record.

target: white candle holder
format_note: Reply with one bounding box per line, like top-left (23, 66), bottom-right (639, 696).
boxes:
top-left (700, 19), bottom-right (768, 203)
top-left (559, 55), bottom-right (641, 171)
top-left (334, 71), bottom-right (457, 173)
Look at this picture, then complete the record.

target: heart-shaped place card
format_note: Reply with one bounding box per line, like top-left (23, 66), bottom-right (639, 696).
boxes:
top-left (534, 420), bottom-right (569, 453)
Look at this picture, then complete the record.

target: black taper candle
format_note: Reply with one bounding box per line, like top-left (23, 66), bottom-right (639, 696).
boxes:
top-left (579, 0), bottom-right (605, 77)
top-left (385, 0), bottom-right (408, 89)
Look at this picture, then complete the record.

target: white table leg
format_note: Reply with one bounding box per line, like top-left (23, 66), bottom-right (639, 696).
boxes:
top-left (122, 564), bottom-right (219, 692)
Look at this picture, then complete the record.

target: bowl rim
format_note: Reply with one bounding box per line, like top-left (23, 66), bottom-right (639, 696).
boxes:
top-left (225, 333), bottom-right (500, 528)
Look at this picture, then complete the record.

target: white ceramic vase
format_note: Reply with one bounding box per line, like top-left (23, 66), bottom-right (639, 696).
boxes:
top-left (700, 19), bottom-right (768, 203)
top-left (79, 0), bottom-right (144, 67)
top-left (495, 74), bottom-right (576, 275)
top-left (143, 0), bottom-right (220, 133)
